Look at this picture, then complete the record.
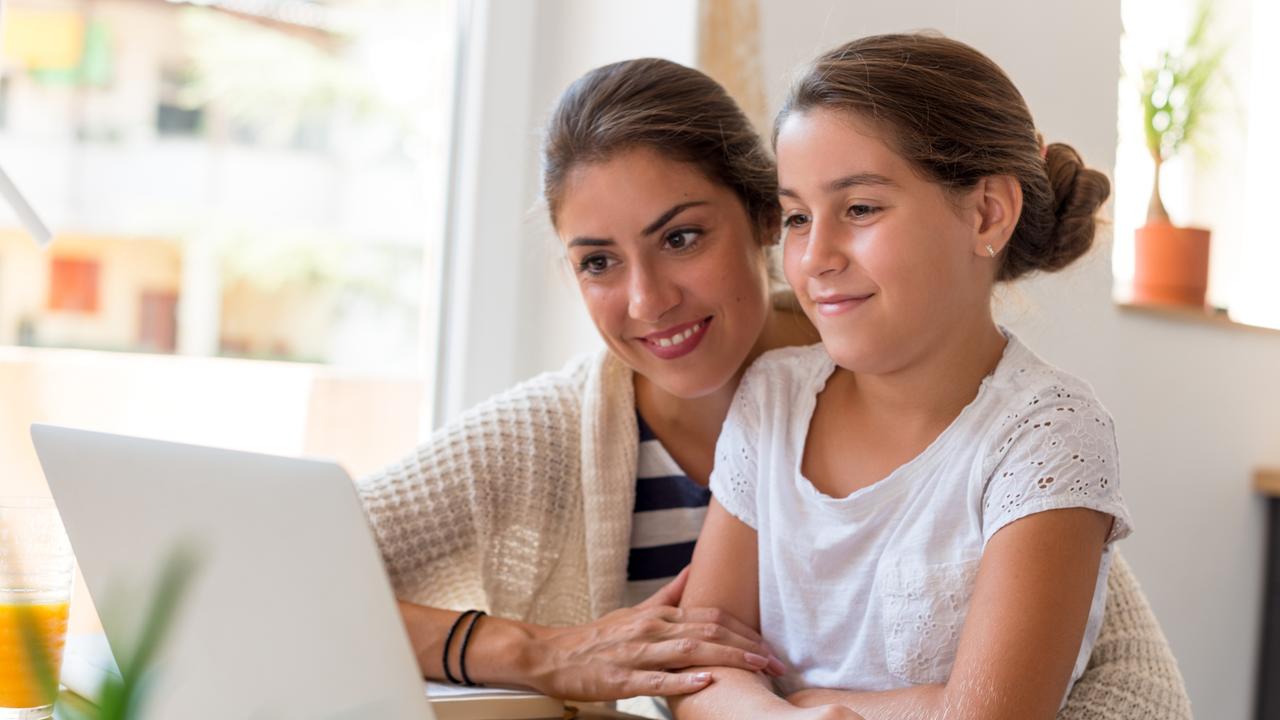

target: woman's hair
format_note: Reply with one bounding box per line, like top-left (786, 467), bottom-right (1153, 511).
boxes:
top-left (775, 33), bottom-right (1111, 281)
top-left (542, 58), bottom-right (779, 240)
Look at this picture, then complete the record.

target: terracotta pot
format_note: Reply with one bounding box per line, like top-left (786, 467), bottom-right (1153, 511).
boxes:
top-left (1133, 222), bottom-right (1211, 307)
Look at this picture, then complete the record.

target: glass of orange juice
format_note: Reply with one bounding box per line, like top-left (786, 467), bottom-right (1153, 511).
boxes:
top-left (0, 498), bottom-right (74, 720)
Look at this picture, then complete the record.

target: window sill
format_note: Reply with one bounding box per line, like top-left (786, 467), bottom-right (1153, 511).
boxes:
top-left (1116, 301), bottom-right (1280, 338)
top-left (1256, 468), bottom-right (1280, 498)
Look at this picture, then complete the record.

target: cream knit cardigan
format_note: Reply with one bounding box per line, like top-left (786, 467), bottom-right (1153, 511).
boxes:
top-left (356, 350), bottom-right (1192, 719)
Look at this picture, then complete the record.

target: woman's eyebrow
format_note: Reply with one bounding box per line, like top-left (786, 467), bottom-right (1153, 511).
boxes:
top-left (642, 201), bottom-right (708, 236)
top-left (779, 172), bottom-right (898, 198)
top-left (568, 200), bottom-right (710, 247)
top-left (567, 237), bottom-right (612, 248)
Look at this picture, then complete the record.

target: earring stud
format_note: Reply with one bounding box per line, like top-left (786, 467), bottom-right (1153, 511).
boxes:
top-left (986, 244), bottom-right (996, 257)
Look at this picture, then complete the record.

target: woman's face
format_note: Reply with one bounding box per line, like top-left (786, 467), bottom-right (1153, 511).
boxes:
top-left (775, 108), bottom-right (994, 373)
top-left (556, 147), bottom-right (772, 399)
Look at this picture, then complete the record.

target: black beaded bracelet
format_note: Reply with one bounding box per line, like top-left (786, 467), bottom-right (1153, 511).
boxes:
top-left (442, 609), bottom-right (479, 685)
top-left (458, 610), bottom-right (487, 687)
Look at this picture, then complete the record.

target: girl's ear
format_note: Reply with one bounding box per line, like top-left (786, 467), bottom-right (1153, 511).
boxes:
top-left (973, 175), bottom-right (1022, 258)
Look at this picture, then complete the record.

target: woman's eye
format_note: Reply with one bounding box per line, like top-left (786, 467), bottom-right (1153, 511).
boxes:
top-left (663, 229), bottom-right (700, 250)
top-left (577, 255), bottom-right (613, 276)
top-left (847, 204), bottom-right (880, 219)
top-left (782, 213), bottom-right (810, 229)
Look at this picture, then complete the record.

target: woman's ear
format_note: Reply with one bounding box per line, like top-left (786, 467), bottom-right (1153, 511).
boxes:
top-left (973, 175), bottom-right (1022, 258)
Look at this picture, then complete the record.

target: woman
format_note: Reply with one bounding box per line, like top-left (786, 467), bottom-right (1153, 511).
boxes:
top-left (358, 57), bottom-right (814, 702)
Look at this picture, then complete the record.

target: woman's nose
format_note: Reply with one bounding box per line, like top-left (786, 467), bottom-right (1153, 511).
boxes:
top-left (800, 218), bottom-right (850, 278)
top-left (627, 265), bottom-right (681, 324)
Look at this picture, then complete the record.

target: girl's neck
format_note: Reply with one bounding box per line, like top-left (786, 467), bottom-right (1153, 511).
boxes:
top-left (833, 313), bottom-right (1008, 429)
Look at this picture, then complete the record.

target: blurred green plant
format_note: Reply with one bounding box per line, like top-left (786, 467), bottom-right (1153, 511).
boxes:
top-left (1138, 0), bottom-right (1228, 224)
top-left (18, 547), bottom-right (199, 720)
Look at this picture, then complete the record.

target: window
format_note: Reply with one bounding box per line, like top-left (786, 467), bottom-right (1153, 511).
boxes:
top-left (1, 0), bottom-right (458, 478)
top-left (1115, 0), bottom-right (1279, 329)
top-left (47, 257), bottom-right (100, 313)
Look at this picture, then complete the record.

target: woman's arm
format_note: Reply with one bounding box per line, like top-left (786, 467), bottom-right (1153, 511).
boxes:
top-left (669, 500), bottom-right (863, 720)
top-left (360, 367), bottom-right (782, 701)
top-left (397, 567), bottom-right (783, 700)
top-left (789, 507), bottom-right (1112, 720)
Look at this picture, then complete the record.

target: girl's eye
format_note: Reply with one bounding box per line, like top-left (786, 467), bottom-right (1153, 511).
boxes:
top-left (577, 254), bottom-right (614, 276)
top-left (663, 229), bottom-right (700, 250)
top-left (782, 213), bottom-right (811, 230)
top-left (848, 204), bottom-right (881, 219)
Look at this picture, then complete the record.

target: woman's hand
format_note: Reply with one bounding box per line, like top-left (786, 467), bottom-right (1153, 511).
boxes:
top-left (523, 568), bottom-right (785, 701)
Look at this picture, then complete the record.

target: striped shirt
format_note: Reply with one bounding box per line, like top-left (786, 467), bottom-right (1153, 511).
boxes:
top-left (624, 413), bottom-right (711, 606)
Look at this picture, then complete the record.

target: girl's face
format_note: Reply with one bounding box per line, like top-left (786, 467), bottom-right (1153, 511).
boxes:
top-left (775, 108), bottom-right (996, 374)
top-left (556, 147), bottom-right (772, 399)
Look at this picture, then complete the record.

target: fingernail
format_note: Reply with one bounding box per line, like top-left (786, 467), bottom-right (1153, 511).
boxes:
top-left (768, 656), bottom-right (787, 675)
top-left (745, 652), bottom-right (769, 668)
top-left (693, 671), bottom-right (712, 683)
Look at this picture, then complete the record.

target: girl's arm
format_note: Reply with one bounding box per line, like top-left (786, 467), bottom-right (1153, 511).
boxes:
top-left (788, 507), bottom-right (1112, 720)
top-left (669, 500), bottom-right (864, 720)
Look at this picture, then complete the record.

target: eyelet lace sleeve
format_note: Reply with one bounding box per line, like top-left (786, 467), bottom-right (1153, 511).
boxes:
top-left (982, 381), bottom-right (1133, 545)
top-left (709, 365), bottom-right (764, 529)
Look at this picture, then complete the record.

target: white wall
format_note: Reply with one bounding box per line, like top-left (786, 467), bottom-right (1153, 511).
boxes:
top-left (460, 1), bottom-right (1278, 717)
top-left (438, 0), bottom-right (696, 417)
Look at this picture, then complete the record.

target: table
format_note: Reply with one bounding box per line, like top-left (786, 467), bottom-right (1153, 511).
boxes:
top-left (1255, 468), bottom-right (1280, 720)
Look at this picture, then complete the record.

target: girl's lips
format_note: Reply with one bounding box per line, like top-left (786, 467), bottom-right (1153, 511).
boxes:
top-left (814, 294), bottom-right (873, 317)
top-left (640, 316), bottom-right (712, 360)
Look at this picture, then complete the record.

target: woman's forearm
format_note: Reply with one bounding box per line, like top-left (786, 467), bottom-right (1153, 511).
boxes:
top-left (398, 601), bottom-right (541, 689)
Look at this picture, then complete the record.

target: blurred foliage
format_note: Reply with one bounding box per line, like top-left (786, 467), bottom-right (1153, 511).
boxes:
top-left (19, 546), bottom-right (199, 720)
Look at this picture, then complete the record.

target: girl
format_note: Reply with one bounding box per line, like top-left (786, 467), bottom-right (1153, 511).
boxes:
top-left (672, 34), bottom-right (1131, 720)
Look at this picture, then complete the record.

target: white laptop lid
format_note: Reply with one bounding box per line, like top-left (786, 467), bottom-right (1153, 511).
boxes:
top-left (30, 424), bottom-right (436, 720)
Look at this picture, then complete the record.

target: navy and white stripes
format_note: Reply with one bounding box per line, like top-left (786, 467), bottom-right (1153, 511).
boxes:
top-left (624, 414), bottom-right (711, 606)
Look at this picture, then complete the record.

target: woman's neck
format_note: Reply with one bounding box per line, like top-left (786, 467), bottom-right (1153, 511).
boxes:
top-left (633, 304), bottom-right (819, 484)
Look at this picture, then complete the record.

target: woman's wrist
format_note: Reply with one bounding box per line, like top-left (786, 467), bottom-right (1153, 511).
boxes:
top-left (462, 615), bottom-right (546, 690)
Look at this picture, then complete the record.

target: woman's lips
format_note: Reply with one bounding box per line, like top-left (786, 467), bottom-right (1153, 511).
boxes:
top-left (813, 293), bottom-right (873, 317)
top-left (640, 316), bottom-right (712, 360)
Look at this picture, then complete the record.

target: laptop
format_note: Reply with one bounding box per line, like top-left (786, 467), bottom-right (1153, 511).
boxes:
top-left (29, 424), bottom-right (563, 720)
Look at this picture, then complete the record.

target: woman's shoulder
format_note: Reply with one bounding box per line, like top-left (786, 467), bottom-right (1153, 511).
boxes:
top-left (434, 350), bottom-right (620, 449)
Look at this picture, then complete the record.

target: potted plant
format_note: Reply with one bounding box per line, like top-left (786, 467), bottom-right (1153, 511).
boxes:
top-left (1132, 2), bottom-right (1227, 308)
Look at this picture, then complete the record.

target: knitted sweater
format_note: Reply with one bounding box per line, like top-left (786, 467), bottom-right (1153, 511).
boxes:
top-left (356, 350), bottom-right (1192, 719)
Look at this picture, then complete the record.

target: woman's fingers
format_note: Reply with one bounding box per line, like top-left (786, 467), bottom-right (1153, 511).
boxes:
top-left (667, 606), bottom-right (764, 644)
top-left (636, 566), bottom-right (691, 609)
top-left (643, 638), bottom-right (781, 676)
top-left (620, 669), bottom-right (713, 698)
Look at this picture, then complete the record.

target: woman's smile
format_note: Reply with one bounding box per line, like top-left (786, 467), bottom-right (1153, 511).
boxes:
top-left (639, 316), bottom-right (713, 359)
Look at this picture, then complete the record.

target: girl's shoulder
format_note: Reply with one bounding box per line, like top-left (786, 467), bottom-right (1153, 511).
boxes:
top-left (987, 333), bottom-right (1110, 415)
top-left (743, 342), bottom-right (832, 386)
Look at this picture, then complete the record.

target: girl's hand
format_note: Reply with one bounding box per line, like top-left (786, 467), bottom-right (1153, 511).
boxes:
top-left (788, 705), bottom-right (866, 720)
top-left (524, 568), bottom-right (785, 700)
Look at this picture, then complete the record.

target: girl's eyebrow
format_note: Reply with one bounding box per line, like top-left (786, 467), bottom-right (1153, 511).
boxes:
top-left (568, 200), bottom-right (709, 248)
top-left (779, 172), bottom-right (898, 198)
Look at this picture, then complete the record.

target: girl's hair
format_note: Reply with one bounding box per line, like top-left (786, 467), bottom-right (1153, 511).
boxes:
top-left (775, 33), bottom-right (1111, 281)
top-left (542, 58), bottom-right (779, 239)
